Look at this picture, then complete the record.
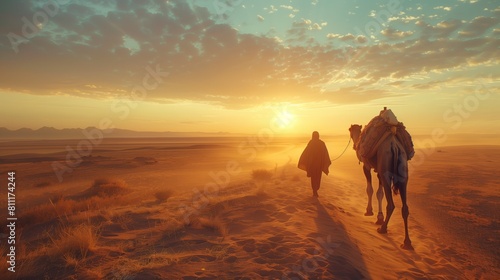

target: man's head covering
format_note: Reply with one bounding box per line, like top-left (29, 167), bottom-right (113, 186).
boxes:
top-left (312, 131), bottom-right (319, 140)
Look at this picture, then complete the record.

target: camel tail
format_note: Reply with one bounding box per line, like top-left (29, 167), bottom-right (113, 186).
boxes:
top-left (391, 141), bottom-right (400, 195)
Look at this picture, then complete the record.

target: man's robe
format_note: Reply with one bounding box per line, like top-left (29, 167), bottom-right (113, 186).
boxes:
top-left (298, 139), bottom-right (331, 177)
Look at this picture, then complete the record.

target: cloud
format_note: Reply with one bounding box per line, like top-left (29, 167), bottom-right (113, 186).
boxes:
top-left (266, 5), bottom-right (278, 14)
top-left (0, 0), bottom-right (35, 34)
top-left (0, 0), bottom-right (498, 108)
top-left (327, 33), bottom-right (367, 44)
top-left (280, 5), bottom-right (294, 10)
top-left (347, 36), bottom-right (499, 82)
top-left (311, 23), bottom-right (322, 30)
top-left (356, 35), bottom-right (368, 44)
top-left (434, 6), bottom-right (452, 11)
top-left (416, 19), bottom-right (463, 38)
top-left (381, 28), bottom-right (414, 40)
top-left (322, 86), bottom-right (392, 104)
top-left (458, 16), bottom-right (499, 38)
top-left (327, 33), bottom-right (353, 41)
top-left (388, 15), bottom-right (420, 23)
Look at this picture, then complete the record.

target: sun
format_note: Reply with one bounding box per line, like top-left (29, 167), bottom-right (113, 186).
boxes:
top-left (275, 109), bottom-right (295, 130)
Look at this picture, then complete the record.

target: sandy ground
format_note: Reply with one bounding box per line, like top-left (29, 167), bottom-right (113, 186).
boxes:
top-left (0, 136), bottom-right (499, 279)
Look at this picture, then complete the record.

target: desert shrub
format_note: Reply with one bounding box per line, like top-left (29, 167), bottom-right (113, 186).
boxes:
top-left (251, 169), bottom-right (273, 181)
top-left (154, 190), bottom-right (174, 203)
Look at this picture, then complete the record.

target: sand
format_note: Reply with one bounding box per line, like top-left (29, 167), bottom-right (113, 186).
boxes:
top-left (0, 136), bottom-right (498, 279)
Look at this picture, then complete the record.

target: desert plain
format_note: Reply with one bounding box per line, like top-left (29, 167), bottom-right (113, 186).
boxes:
top-left (0, 135), bottom-right (499, 279)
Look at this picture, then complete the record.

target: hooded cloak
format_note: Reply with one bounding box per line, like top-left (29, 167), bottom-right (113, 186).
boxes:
top-left (298, 138), bottom-right (331, 177)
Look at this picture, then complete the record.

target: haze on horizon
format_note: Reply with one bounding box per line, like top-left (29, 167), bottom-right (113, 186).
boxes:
top-left (0, 0), bottom-right (499, 137)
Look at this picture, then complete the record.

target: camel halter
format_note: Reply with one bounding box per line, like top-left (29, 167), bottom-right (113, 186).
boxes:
top-left (331, 136), bottom-right (352, 162)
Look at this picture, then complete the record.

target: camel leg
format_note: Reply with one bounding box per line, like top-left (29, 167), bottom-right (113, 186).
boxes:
top-left (375, 180), bottom-right (385, 225)
top-left (363, 164), bottom-right (374, 216)
top-left (377, 172), bottom-right (395, 234)
top-left (399, 183), bottom-right (414, 250)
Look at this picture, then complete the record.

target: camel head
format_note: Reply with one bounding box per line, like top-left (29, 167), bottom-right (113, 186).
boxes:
top-left (349, 124), bottom-right (362, 149)
top-left (349, 124), bottom-right (363, 150)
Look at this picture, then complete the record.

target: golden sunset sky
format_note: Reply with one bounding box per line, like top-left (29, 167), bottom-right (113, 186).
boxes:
top-left (0, 0), bottom-right (499, 136)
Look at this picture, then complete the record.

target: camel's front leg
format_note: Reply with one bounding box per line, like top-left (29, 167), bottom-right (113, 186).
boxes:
top-left (363, 164), bottom-right (374, 216)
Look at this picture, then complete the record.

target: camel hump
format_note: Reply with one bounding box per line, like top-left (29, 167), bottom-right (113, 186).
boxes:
top-left (358, 109), bottom-right (415, 161)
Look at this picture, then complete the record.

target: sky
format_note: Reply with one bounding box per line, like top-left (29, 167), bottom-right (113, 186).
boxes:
top-left (0, 0), bottom-right (499, 137)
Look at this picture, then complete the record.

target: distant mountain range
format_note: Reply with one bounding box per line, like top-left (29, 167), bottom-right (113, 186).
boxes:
top-left (0, 127), bottom-right (233, 139)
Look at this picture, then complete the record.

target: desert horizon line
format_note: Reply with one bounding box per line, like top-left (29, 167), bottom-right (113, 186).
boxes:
top-left (1, 125), bottom-right (499, 137)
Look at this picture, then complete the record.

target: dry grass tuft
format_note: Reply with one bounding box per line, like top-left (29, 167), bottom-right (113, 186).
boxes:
top-left (154, 190), bottom-right (174, 203)
top-left (252, 169), bottom-right (273, 181)
top-left (49, 223), bottom-right (97, 266)
top-left (20, 182), bottom-right (129, 226)
top-left (50, 193), bottom-right (65, 203)
top-left (86, 178), bottom-right (128, 197)
top-left (20, 198), bottom-right (79, 225)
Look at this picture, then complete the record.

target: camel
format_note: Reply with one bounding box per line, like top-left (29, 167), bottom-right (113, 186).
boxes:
top-left (349, 124), bottom-right (413, 250)
top-left (349, 124), bottom-right (385, 225)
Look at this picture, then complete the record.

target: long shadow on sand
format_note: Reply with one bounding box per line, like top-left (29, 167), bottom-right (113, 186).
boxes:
top-left (312, 198), bottom-right (369, 279)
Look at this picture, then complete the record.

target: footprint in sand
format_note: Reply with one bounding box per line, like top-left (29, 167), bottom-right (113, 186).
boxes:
top-left (236, 239), bottom-right (256, 253)
top-left (267, 235), bottom-right (284, 243)
top-left (256, 243), bottom-right (272, 254)
top-left (165, 239), bottom-right (208, 248)
top-left (224, 256), bottom-right (238, 263)
top-left (253, 257), bottom-right (267, 264)
top-left (273, 211), bottom-right (291, 222)
top-left (275, 246), bottom-right (291, 255)
top-left (262, 251), bottom-right (291, 264)
top-left (243, 243), bottom-right (256, 252)
top-left (423, 257), bottom-right (438, 265)
top-left (305, 246), bottom-right (317, 255)
top-left (325, 203), bottom-right (336, 210)
top-left (284, 205), bottom-right (298, 213)
top-left (257, 269), bottom-right (282, 278)
top-left (243, 209), bottom-right (273, 223)
top-left (186, 255), bottom-right (217, 263)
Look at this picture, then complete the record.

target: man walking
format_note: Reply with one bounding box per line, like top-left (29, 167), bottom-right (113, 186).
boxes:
top-left (298, 131), bottom-right (331, 197)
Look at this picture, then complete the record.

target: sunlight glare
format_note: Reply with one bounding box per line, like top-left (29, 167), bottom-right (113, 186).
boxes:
top-left (275, 109), bottom-right (295, 130)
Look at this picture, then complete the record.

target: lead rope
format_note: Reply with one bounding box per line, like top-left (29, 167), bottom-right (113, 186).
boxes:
top-left (331, 136), bottom-right (352, 162)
